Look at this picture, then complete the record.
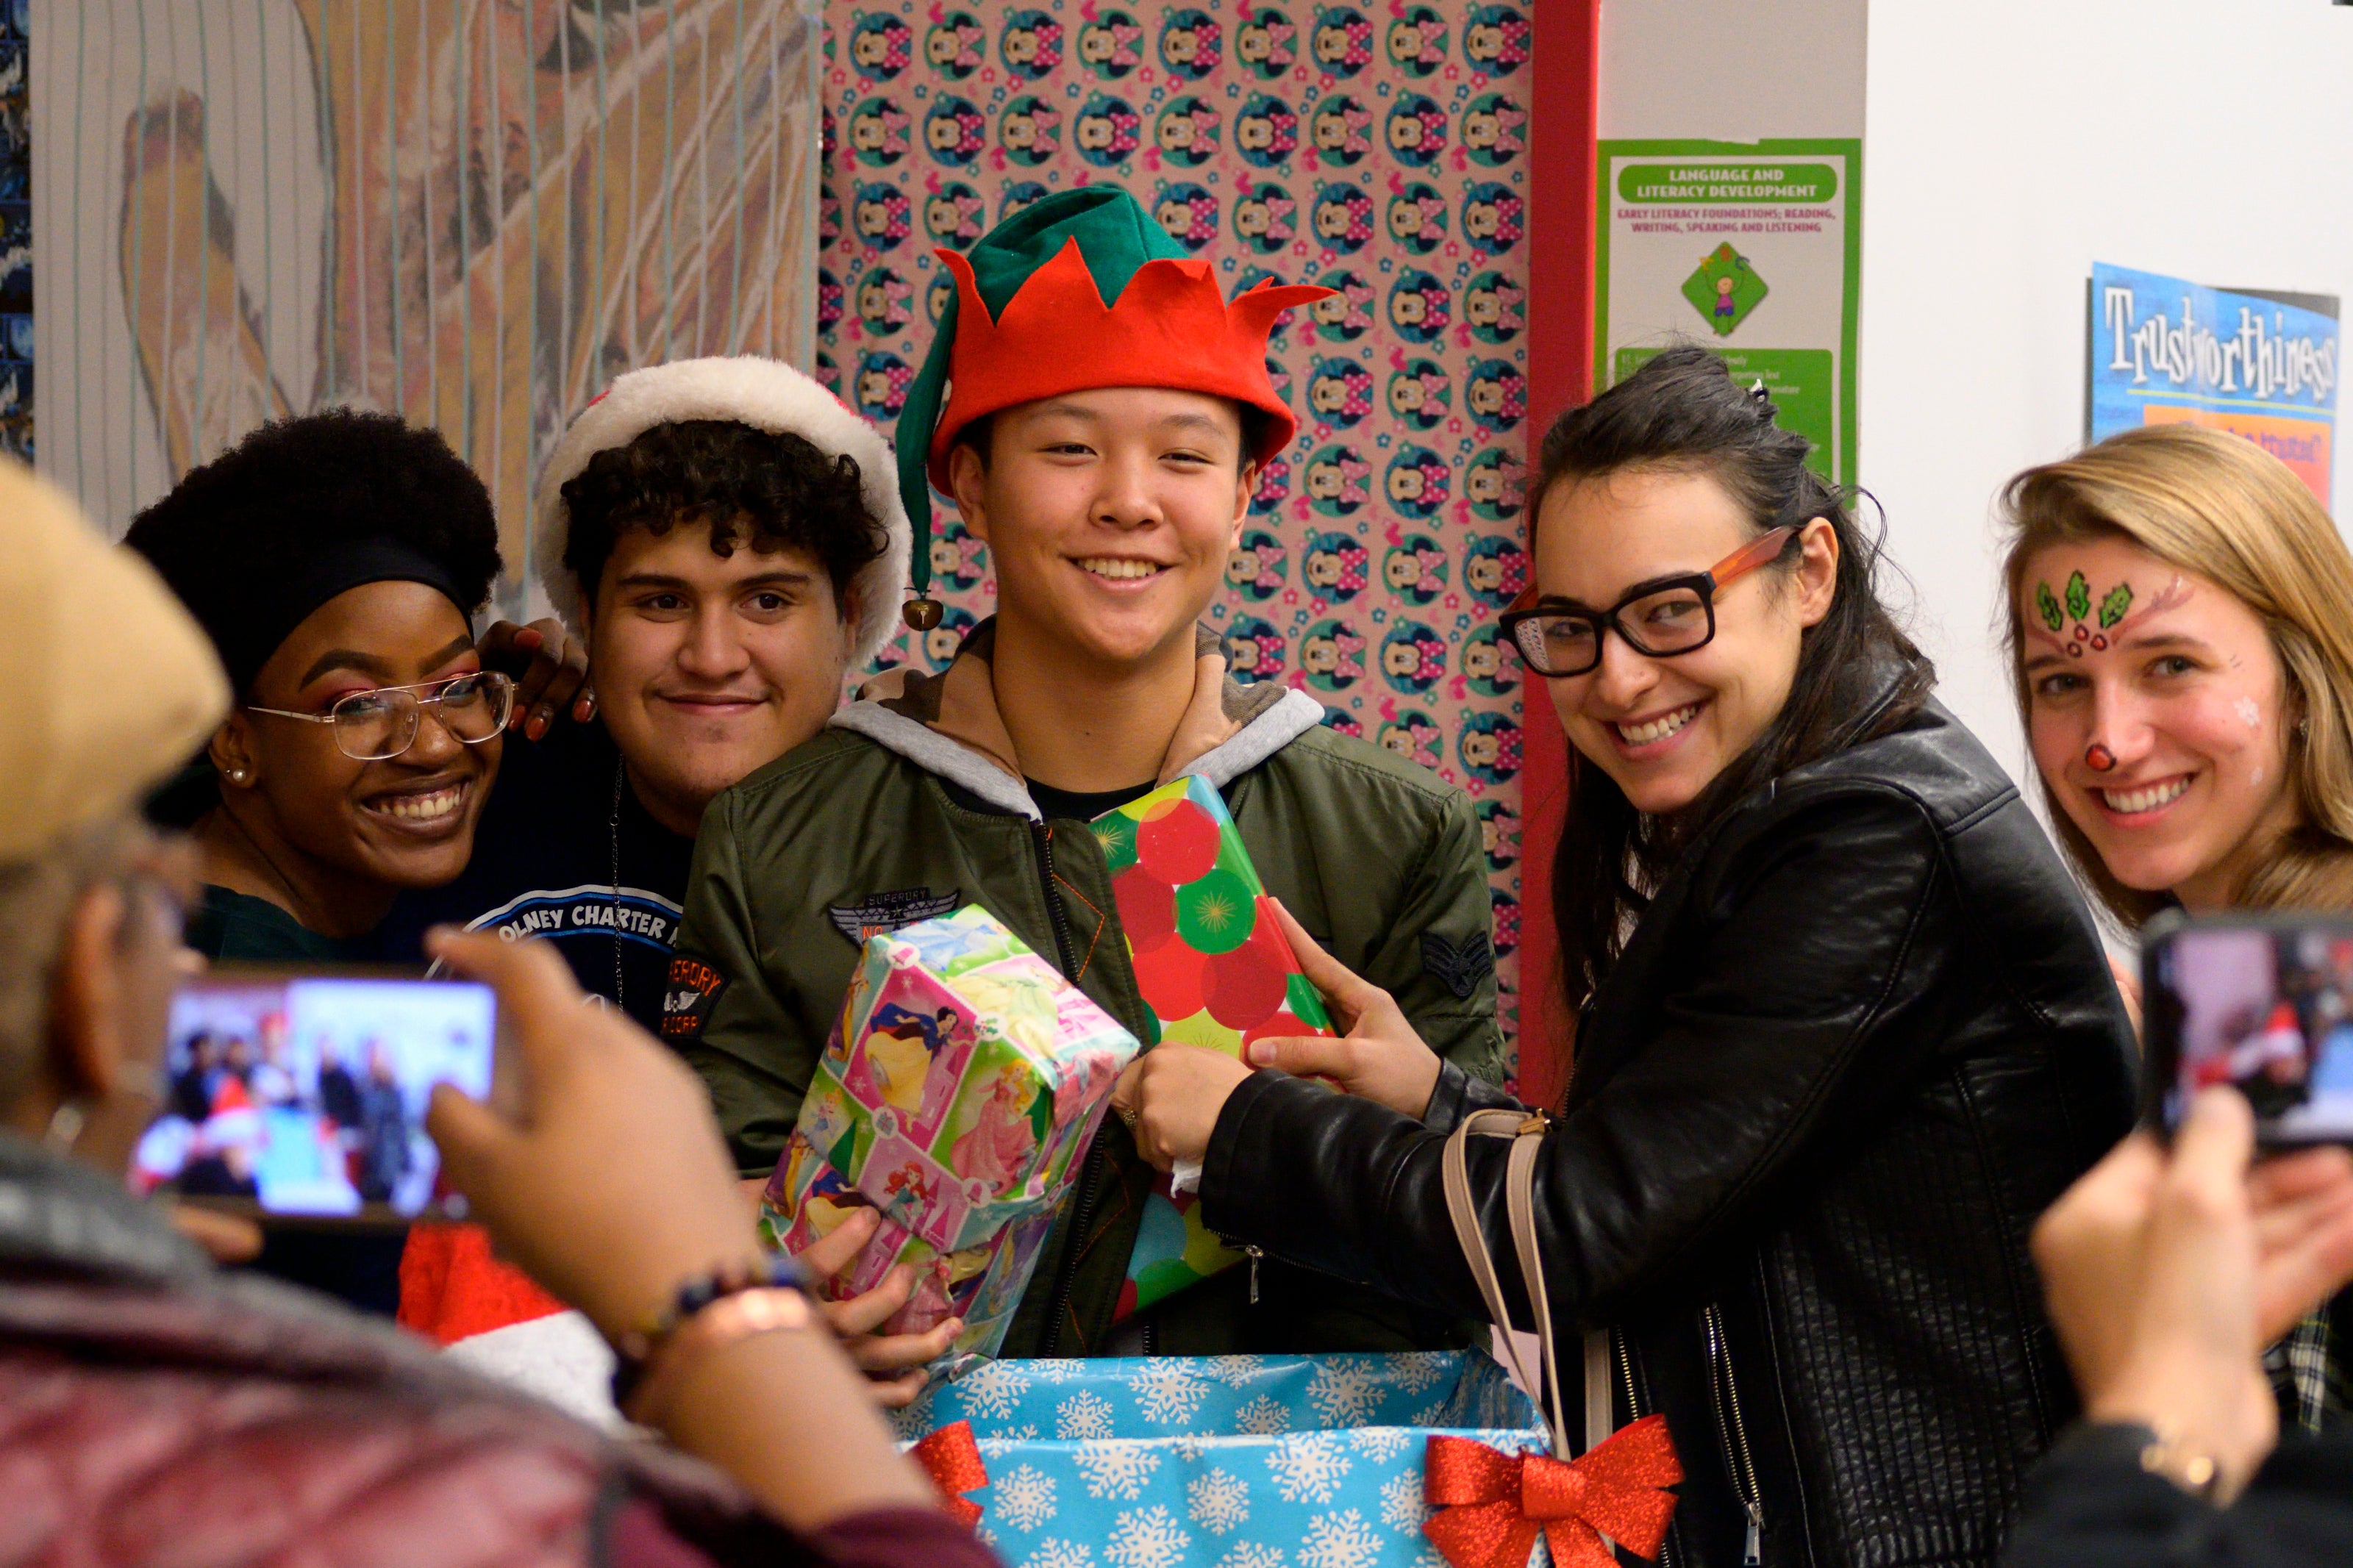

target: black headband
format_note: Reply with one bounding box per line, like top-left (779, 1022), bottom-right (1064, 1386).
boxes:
top-left (212, 536), bottom-right (476, 695)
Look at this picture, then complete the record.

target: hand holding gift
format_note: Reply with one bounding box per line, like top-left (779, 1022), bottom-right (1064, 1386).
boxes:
top-left (1115, 899), bottom-right (1444, 1171)
top-left (760, 906), bottom-right (1139, 1364)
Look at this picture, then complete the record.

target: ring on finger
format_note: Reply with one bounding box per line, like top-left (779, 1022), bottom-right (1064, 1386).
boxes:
top-left (1115, 1102), bottom-right (1138, 1128)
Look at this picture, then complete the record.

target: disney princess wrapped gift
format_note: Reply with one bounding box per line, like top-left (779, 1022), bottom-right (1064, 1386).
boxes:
top-left (1091, 775), bottom-right (1339, 1316)
top-left (759, 904), bottom-right (1139, 1359)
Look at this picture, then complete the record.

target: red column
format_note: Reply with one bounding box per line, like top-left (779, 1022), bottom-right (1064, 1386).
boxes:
top-left (1515, 0), bottom-right (1601, 1109)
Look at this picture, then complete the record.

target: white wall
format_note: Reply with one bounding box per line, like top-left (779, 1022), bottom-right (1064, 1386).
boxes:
top-left (1860, 0), bottom-right (2353, 785)
top-left (1599, 0), bottom-right (1863, 140)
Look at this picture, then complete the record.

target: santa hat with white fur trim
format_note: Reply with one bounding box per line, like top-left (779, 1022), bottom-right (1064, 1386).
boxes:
top-left (533, 356), bottom-right (912, 669)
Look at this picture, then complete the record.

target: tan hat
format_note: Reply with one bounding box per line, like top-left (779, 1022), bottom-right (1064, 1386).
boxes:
top-left (0, 457), bottom-right (228, 862)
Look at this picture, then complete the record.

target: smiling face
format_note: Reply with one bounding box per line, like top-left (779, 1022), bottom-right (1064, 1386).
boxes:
top-left (589, 520), bottom-right (855, 835)
top-left (219, 580), bottom-right (498, 893)
top-left (1158, 115), bottom-right (1195, 151)
top-left (1314, 112), bottom-right (1348, 149)
top-left (948, 387), bottom-right (1252, 676)
top-left (1533, 468), bottom-right (1836, 816)
top-left (2018, 535), bottom-right (2299, 909)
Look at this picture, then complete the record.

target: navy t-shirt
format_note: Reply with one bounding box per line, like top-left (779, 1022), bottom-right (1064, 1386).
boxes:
top-left (376, 719), bottom-right (695, 1037)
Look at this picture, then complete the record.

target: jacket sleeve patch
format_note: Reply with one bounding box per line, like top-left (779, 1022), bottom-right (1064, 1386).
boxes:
top-left (826, 887), bottom-right (963, 946)
top-left (1421, 931), bottom-right (1494, 1000)
top-left (663, 957), bottom-right (727, 1041)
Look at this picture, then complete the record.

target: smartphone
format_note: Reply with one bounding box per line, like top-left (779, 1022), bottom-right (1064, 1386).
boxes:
top-left (137, 966), bottom-right (496, 1225)
top-left (2143, 910), bottom-right (2353, 1145)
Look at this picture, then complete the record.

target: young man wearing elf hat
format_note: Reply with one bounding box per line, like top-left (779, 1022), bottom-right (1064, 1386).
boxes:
top-left (382, 357), bottom-right (955, 1403)
top-left (667, 188), bottom-right (1507, 1358)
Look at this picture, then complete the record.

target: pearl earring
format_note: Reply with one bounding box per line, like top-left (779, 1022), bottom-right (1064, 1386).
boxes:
top-left (227, 767), bottom-right (249, 784)
top-left (44, 1100), bottom-right (85, 1150)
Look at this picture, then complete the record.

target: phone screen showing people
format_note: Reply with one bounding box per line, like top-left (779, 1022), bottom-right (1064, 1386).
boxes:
top-left (136, 969), bottom-right (496, 1220)
top-left (2146, 914), bottom-right (2353, 1145)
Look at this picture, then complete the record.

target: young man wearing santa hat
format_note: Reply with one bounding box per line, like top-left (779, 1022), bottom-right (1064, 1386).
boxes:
top-left (382, 358), bottom-right (948, 1404)
top-left (666, 188), bottom-right (1506, 1359)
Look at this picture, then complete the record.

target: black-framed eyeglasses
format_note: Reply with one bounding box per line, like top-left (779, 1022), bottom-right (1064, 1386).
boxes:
top-left (246, 670), bottom-right (515, 762)
top-left (1496, 525), bottom-right (1799, 678)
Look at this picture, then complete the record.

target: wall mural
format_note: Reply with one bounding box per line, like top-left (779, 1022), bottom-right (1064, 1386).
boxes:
top-left (0, 0), bottom-right (28, 463)
top-left (32, 0), bottom-right (821, 602)
top-left (821, 1), bottom-right (1535, 1056)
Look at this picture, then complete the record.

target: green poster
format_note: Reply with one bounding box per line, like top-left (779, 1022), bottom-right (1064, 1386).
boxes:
top-left (1593, 140), bottom-right (1863, 485)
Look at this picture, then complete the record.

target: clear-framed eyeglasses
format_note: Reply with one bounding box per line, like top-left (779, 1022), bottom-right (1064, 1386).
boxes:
top-left (245, 670), bottom-right (515, 762)
top-left (1496, 525), bottom-right (1799, 679)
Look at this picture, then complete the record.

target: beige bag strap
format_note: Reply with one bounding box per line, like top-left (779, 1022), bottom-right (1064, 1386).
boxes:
top-left (1442, 1106), bottom-right (1593, 1457)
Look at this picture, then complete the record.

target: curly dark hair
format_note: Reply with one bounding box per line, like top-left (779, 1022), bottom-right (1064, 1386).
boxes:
top-left (560, 420), bottom-right (887, 609)
top-left (124, 410), bottom-right (501, 694)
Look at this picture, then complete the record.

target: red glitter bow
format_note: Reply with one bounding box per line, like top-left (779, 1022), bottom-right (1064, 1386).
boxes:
top-left (1423, 1417), bottom-right (1683, 1568)
top-left (910, 1420), bottom-right (990, 1528)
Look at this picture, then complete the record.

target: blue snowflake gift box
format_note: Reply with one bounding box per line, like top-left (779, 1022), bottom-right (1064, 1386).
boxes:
top-left (894, 1353), bottom-right (1548, 1568)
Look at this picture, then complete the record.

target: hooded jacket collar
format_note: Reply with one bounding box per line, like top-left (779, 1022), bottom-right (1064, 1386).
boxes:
top-left (831, 619), bottom-right (1324, 820)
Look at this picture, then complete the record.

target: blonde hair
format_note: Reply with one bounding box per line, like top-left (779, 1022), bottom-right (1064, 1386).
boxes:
top-left (1999, 423), bottom-right (2353, 925)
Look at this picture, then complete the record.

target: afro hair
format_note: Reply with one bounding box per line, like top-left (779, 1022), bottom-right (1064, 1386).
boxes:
top-left (125, 411), bottom-right (501, 695)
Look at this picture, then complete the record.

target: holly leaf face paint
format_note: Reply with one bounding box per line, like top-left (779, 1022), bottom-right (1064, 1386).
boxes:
top-left (2065, 570), bottom-right (2091, 624)
top-left (2035, 581), bottom-right (2063, 633)
top-left (2098, 581), bottom-right (2132, 629)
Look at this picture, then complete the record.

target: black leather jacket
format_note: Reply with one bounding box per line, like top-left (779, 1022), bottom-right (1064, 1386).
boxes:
top-left (1201, 694), bottom-right (2139, 1568)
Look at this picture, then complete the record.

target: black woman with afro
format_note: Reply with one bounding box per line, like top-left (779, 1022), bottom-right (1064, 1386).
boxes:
top-left (128, 410), bottom-right (508, 964)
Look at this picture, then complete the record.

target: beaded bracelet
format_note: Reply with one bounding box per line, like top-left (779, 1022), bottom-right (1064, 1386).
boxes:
top-left (610, 1252), bottom-right (813, 1417)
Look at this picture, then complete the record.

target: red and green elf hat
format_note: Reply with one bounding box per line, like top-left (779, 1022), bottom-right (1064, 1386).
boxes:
top-left (895, 186), bottom-right (1330, 628)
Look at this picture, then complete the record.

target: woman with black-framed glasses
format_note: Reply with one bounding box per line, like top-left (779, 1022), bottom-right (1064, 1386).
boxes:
top-left (126, 412), bottom-right (507, 970)
top-left (1116, 346), bottom-right (2139, 1567)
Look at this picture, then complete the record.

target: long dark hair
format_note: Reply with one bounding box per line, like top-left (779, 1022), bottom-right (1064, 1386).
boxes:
top-left (1535, 346), bottom-right (1933, 1012)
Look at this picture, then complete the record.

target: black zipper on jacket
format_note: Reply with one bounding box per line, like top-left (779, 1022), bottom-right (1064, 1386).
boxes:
top-left (1704, 1303), bottom-right (1767, 1565)
top-left (1032, 818), bottom-right (1091, 1357)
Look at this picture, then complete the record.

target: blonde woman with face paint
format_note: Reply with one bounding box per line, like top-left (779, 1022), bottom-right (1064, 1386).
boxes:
top-left (2004, 420), bottom-right (2353, 1433)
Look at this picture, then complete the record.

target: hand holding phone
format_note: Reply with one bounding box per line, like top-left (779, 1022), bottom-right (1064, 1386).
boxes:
top-left (419, 928), bottom-right (766, 1346)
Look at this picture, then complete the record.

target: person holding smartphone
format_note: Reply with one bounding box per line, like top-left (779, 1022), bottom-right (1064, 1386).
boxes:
top-left (2002, 423), bottom-right (2353, 1433)
top-left (0, 459), bottom-right (987, 1568)
top-left (2007, 1087), bottom-right (2353, 1564)
top-left (1115, 347), bottom-right (2140, 1567)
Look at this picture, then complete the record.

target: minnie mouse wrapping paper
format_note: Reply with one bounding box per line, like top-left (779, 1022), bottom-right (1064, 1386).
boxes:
top-left (820, 1), bottom-right (1533, 1064)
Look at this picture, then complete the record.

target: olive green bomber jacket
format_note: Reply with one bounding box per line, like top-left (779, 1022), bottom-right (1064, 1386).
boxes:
top-left (667, 623), bottom-right (1507, 1358)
